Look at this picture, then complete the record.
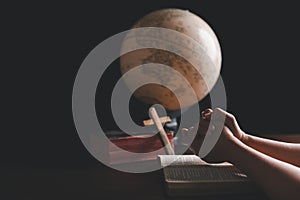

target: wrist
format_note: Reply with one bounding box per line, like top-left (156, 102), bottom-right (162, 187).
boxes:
top-left (240, 131), bottom-right (249, 144)
top-left (226, 137), bottom-right (245, 164)
top-left (218, 135), bottom-right (241, 163)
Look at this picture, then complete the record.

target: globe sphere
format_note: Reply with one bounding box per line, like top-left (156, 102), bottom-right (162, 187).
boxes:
top-left (120, 8), bottom-right (222, 110)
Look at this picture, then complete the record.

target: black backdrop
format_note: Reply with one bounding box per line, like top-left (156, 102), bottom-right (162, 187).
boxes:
top-left (2, 0), bottom-right (300, 167)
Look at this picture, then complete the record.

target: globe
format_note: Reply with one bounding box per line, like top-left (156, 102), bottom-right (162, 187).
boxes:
top-left (120, 8), bottom-right (222, 111)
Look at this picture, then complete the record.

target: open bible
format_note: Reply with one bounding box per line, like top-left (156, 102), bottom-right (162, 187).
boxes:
top-left (158, 155), bottom-right (260, 196)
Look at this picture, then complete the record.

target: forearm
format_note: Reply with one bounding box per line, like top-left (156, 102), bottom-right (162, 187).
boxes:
top-left (241, 133), bottom-right (300, 167)
top-left (227, 138), bottom-right (300, 200)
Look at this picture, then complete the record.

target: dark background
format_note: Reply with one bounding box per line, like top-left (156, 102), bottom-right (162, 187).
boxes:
top-left (2, 0), bottom-right (300, 167)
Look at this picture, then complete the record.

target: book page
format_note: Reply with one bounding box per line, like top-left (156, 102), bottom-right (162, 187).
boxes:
top-left (158, 155), bottom-right (232, 167)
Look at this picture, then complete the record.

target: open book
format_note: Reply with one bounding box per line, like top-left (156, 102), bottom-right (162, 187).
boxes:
top-left (158, 155), bottom-right (260, 196)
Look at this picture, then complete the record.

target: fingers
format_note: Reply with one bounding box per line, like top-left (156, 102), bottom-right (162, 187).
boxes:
top-left (180, 126), bottom-right (196, 146)
top-left (201, 108), bottom-right (213, 120)
top-left (214, 108), bottom-right (241, 138)
top-left (179, 119), bottom-right (210, 146)
top-left (201, 107), bottom-right (242, 139)
top-left (181, 128), bottom-right (189, 135)
top-left (181, 120), bottom-right (210, 137)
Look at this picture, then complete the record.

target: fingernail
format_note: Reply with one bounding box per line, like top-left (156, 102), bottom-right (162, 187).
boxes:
top-left (203, 112), bottom-right (211, 118)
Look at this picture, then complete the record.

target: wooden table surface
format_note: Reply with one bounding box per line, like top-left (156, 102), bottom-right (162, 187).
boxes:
top-left (1, 134), bottom-right (299, 200)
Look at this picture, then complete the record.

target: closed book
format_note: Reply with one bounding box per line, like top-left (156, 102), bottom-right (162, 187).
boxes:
top-left (107, 131), bottom-right (174, 165)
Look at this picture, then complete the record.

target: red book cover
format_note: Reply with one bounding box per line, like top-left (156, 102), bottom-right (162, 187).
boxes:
top-left (108, 132), bottom-right (174, 165)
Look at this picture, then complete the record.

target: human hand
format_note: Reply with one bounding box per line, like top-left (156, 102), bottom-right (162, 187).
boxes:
top-left (201, 108), bottom-right (246, 142)
top-left (180, 108), bottom-right (245, 163)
